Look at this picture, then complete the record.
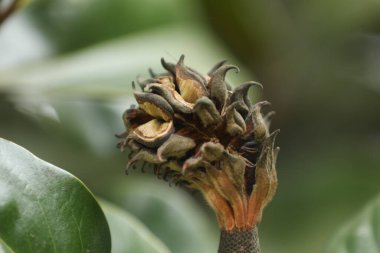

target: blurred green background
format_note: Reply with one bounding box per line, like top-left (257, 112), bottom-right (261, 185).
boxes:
top-left (1, 0), bottom-right (380, 252)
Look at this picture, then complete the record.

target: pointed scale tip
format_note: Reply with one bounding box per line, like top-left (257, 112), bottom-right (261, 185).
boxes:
top-left (178, 54), bottom-right (185, 65)
top-left (210, 64), bottom-right (240, 79)
top-left (207, 59), bottom-right (228, 75)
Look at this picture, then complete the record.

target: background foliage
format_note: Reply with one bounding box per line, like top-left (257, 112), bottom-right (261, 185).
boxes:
top-left (0, 0), bottom-right (380, 252)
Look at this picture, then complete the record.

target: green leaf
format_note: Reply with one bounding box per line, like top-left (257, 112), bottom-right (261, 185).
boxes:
top-left (0, 25), bottom-right (255, 155)
top-left (0, 138), bottom-right (111, 253)
top-left (323, 194), bottom-right (380, 253)
top-left (100, 200), bottom-right (171, 253)
top-left (108, 177), bottom-right (219, 253)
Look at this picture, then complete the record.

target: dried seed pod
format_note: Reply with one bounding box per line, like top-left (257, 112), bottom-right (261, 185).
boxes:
top-left (157, 134), bottom-right (196, 161)
top-left (193, 96), bottom-right (222, 128)
top-left (176, 55), bottom-right (208, 103)
top-left (208, 65), bottom-right (239, 110)
top-left (118, 56), bottom-right (280, 234)
top-left (134, 91), bottom-right (174, 121)
top-left (145, 83), bottom-right (193, 114)
top-left (129, 119), bottom-right (174, 148)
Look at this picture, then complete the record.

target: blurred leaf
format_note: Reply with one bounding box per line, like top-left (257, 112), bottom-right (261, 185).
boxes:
top-left (0, 239), bottom-right (12, 253)
top-left (0, 138), bottom-right (111, 253)
top-left (100, 200), bottom-right (171, 253)
top-left (27, 0), bottom-right (200, 52)
top-left (323, 194), bottom-right (380, 253)
top-left (0, 25), bottom-right (253, 154)
top-left (108, 176), bottom-right (219, 253)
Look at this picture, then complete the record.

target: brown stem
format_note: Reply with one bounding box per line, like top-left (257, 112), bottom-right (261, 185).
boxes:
top-left (218, 227), bottom-right (261, 253)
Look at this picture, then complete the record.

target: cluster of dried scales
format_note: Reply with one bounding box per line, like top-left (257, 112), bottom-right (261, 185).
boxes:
top-left (117, 55), bottom-right (279, 231)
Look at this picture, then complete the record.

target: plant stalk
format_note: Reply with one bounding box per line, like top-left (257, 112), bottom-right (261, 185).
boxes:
top-left (218, 226), bottom-right (260, 253)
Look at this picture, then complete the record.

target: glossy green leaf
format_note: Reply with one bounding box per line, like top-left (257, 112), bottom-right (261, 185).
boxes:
top-left (0, 138), bottom-right (111, 253)
top-left (100, 200), bottom-right (171, 253)
top-left (323, 194), bottom-right (380, 253)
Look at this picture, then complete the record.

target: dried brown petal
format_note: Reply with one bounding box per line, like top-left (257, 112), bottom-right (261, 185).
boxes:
top-left (130, 119), bottom-right (174, 148)
top-left (157, 134), bottom-right (196, 161)
top-left (222, 152), bottom-right (246, 195)
top-left (133, 91), bottom-right (174, 121)
top-left (176, 55), bottom-right (208, 103)
top-left (247, 130), bottom-right (279, 225)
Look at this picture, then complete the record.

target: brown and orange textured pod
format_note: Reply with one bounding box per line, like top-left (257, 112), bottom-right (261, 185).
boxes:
top-left (117, 55), bottom-right (280, 253)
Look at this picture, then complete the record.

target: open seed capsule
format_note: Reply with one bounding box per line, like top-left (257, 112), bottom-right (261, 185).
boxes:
top-left (130, 119), bottom-right (174, 148)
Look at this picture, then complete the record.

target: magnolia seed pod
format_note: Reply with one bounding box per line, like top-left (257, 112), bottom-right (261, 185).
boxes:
top-left (193, 96), bottom-right (222, 128)
top-left (208, 64), bottom-right (239, 110)
top-left (145, 83), bottom-right (193, 114)
top-left (129, 119), bottom-right (174, 148)
top-left (157, 134), bottom-right (196, 161)
top-left (175, 55), bottom-right (208, 103)
top-left (133, 91), bottom-right (174, 121)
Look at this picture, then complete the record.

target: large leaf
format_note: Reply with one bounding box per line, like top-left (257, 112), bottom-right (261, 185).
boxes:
top-left (0, 138), bottom-right (111, 253)
top-left (323, 194), bottom-right (380, 253)
top-left (100, 200), bottom-right (171, 253)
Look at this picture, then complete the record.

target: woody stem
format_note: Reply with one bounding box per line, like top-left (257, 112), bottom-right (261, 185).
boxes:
top-left (218, 226), bottom-right (261, 253)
